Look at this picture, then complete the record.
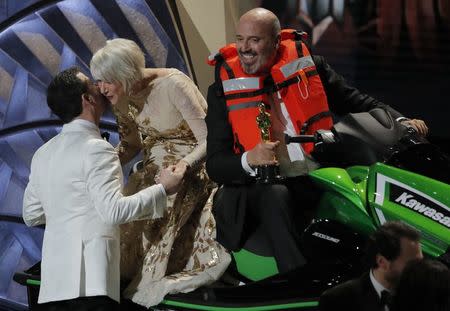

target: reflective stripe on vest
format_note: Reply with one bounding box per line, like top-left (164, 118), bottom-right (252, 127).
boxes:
top-left (280, 55), bottom-right (315, 78)
top-left (222, 77), bottom-right (260, 92)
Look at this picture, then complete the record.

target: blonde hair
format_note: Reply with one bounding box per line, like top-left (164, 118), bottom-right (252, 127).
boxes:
top-left (90, 38), bottom-right (145, 94)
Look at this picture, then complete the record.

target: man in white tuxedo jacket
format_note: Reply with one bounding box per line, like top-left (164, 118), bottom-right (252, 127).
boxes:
top-left (22, 67), bottom-right (183, 310)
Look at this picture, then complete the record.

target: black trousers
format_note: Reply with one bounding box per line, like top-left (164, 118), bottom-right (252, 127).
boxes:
top-left (35, 296), bottom-right (119, 311)
top-left (245, 176), bottom-right (321, 273)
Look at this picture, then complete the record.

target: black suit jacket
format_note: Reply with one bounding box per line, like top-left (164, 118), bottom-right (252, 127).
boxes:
top-left (319, 272), bottom-right (384, 311)
top-left (205, 55), bottom-right (403, 250)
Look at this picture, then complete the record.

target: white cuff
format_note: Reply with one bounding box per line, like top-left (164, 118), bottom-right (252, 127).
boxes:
top-left (396, 117), bottom-right (410, 122)
top-left (241, 152), bottom-right (256, 176)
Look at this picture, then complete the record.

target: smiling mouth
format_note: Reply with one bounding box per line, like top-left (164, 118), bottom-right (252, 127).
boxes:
top-left (239, 52), bottom-right (257, 63)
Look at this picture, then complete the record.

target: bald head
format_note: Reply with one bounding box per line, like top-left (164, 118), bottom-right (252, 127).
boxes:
top-left (236, 8), bottom-right (281, 74)
top-left (239, 8), bottom-right (281, 40)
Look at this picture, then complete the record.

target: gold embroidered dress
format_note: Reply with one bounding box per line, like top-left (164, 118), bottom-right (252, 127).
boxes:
top-left (115, 69), bottom-right (230, 307)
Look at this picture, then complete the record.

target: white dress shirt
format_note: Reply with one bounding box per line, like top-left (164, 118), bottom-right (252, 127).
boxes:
top-left (370, 269), bottom-right (391, 311)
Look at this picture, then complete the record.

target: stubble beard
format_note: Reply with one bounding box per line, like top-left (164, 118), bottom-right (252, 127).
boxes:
top-left (239, 58), bottom-right (260, 75)
top-left (239, 49), bottom-right (276, 75)
top-left (385, 269), bottom-right (401, 288)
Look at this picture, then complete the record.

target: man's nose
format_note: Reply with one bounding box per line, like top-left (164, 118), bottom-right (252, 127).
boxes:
top-left (241, 40), bottom-right (250, 51)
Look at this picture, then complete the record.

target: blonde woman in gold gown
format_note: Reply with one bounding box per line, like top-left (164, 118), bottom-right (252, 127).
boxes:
top-left (90, 38), bottom-right (230, 308)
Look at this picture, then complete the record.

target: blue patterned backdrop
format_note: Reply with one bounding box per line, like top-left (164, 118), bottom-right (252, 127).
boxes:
top-left (0, 1), bottom-right (188, 309)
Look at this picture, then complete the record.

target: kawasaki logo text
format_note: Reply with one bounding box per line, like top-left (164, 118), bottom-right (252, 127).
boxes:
top-left (395, 192), bottom-right (450, 228)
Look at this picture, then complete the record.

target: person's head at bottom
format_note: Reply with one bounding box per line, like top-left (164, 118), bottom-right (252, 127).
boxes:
top-left (366, 221), bottom-right (423, 291)
top-left (391, 258), bottom-right (450, 311)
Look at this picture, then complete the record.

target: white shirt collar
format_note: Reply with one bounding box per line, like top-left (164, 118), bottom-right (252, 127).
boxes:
top-left (370, 269), bottom-right (392, 311)
top-left (71, 118), bottom-right (98, 130)
top-left (61, 118), bottom-right (100, 136)
top-left (370, 269), bottom-right (390, 298)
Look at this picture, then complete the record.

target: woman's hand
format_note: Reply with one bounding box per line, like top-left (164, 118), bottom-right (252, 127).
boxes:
top-left (173, 160), bottom-right (190, 177)
top-left (158, 165), bottom-right (184, 195)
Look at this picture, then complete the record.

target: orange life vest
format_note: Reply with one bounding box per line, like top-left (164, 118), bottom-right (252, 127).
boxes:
top-left (208, 29), bottom-right (333, 154)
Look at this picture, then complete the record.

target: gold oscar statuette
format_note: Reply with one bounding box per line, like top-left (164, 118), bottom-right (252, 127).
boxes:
top-left (255, 102), bottom-right (283, 183)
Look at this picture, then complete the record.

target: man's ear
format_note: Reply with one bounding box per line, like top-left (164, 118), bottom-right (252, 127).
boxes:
top-left (376, 254), bottom-right (389, 271)
top-left (275, 34), bottom-right (281, 49)
top-left (82, 94), bottom-right (94, 103)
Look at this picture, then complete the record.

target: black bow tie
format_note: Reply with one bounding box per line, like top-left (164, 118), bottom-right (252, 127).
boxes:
top-left (380, 290), bottom-right (392, 306)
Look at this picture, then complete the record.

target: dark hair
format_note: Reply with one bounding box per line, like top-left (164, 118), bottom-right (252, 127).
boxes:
top-left (46, 67), bottom-right (87, 123)
top-left (391, 259), bottom-right (450, 311)
top-left (366, 221), bottom-right (421, 268)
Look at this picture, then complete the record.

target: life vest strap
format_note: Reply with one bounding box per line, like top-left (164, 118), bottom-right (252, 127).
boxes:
top-left (227, 101), bottom-right (262, 112)
top-left (275, 69), bottom-right (318, 91)
top-left (214, 54), bottom-right (235, 97)
top-left (222, 60), bottom-right (235, 79)
top-left (295, 40), bottom-right (303, 57)
top-left (224, 86), bottom-right (271, 100)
